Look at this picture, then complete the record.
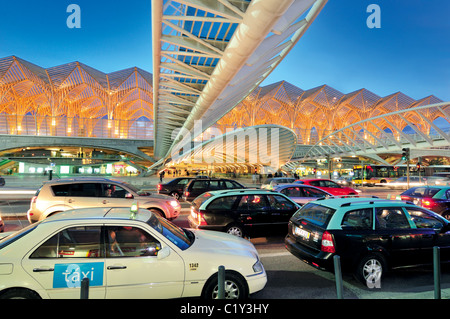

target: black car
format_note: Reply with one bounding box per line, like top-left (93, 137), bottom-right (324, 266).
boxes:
top-left (188, 189), bottom-right (300, 238)
top-left (182, 178), bottom-right (245, 202)
top-left (397, 186), bottom-right (450, 219)
top-left (285, 197), bottom-right (450, 286)
top-left (157, 177), bottom-right (195, 200)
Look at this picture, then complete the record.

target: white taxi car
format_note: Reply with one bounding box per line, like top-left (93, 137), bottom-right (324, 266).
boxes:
top-left (0, 207), bottom-right (266, 299)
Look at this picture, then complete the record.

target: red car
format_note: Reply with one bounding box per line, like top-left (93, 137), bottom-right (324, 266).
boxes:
top-left (295, 178), bottom-right (359, 196)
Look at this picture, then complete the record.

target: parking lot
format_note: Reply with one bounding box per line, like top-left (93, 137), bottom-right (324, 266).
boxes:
top-left (2, 176), bottom-right (450, 299)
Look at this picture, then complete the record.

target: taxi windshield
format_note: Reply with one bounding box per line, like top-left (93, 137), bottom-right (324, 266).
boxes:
top-left (146, 213), bottom-right (193, 250)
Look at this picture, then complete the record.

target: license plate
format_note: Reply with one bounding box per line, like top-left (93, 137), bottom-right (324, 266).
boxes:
top-left (294, 226), bottom-right (310, 239)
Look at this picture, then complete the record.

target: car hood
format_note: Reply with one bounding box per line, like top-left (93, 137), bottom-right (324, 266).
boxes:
top-left (137, 193), bottom-right (173, 200)
top-left (189, 229), bottom-right (257, 257)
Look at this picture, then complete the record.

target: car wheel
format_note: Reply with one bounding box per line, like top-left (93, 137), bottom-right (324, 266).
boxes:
top-left (0, 288), bottom-right (40, 299)
top-left (226, 224), bottom-right (244, 237)
top-left (355, 254), bottom-right (386, 287)
top-left (170, 192), bottom-right (180, 200)
top-left (202, 272), bottom-right (248, 299)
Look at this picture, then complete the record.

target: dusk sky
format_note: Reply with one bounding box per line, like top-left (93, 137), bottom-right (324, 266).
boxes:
top-left (0, 0), bottom-right (448, 101)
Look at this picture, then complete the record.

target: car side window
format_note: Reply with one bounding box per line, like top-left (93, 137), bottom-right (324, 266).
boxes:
top-left (209, 181), bottom-right (221, 190)
top-left (325, 181), bottom-right (339, 188)
top-left (207, 196), bottom-right (238, 210)
top-left (52, 184), bottom-right (70, 196)
top-left (406, 208), bottom-right (445, 230)
top-left (341, 208), bottom-right (373, 230)
top-left (176, 179), bottom-right (190, 186)
top-left (192, 180), bottom-right (208, 190)
top-left (310, 181), bottom-right (320, 187)
top-left (106, 226), bottom-right (161, 257)
top-left (237, 195), bottom-right (269, 211)
top-left (375, 207), bottom-right (410, 229)
top-left (102, 184), bottom-right (128, 198)
top-left (281, 187), bottom-right (301, 197)
top-left (30, 226), bottom-right (102, 259)
top-left (302, 187), bottom-right (327, 198)
top-left (69, 183), bottom-right (101, 197)
top-left (267, 195), bottom-right (296, 210)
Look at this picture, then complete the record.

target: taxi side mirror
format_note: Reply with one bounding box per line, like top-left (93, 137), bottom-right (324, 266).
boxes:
top-left (157, 246), bottom-right (171, 260)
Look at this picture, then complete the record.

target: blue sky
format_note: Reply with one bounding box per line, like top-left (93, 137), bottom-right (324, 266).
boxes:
top-left (0, 0), bottom-right (448, 101)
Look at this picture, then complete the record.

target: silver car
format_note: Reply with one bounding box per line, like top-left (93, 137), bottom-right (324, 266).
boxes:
top-left (27, 178), bottom-right (181, 223)
top-left (260, 177), bottom-right (296, 189)
top-left (273, 183), bottom-right (333, 205)
top-left (387, 176), bottom-right (450, 189)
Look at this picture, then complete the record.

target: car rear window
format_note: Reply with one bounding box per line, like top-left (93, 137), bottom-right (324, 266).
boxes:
top-left (192, 192), bottom-right (214, 208)
top-left (403, 187), bottom-right (441, 197)
top-left (292, 202), bottom-right (335, 228)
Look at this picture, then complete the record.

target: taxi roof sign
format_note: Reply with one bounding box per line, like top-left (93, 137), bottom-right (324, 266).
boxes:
top-left (130, 201), bottom-right (139, 219)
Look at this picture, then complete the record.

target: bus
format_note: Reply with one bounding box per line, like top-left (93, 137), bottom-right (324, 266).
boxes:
top-left (352, 164), bottom-right (407, 186)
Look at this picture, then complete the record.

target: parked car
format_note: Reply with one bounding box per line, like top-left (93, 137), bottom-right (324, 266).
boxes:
top-left (285, 197), bottom-right (450, 286)
top-left (295, 178), bottom-right (359, 196)
top-left (386, 176), bottom-right (449, 189)
top-left (188, 189), bottom-right (300, 238)
top-left (396, 186), bottom-right (450, 219)
top-left (0, 176), bottom-right (5, 187)
top-left (27, 178), bottom-right (181, 223)
top-left (260, 177), bottom-right (296, 190)
top-left (157, 177), bottom-right (195, 200)
top-left (182, 178), bottom-right (245, 202)
top-left (0, 207), bottom-right (266, 299)
top-left (273, 184), bottom-right (332, 205)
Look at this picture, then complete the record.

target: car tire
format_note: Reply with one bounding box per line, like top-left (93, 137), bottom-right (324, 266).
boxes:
top-left (202, 272), bottom-right (248, 299)
top-left (226, 224), bottom-right (244, 237)
top-left (170, 192), bottom-right (180, 200)
top-left (0, 288), bottom-right (40, 299)
top-left (355, 253), bottom-right (386, 287)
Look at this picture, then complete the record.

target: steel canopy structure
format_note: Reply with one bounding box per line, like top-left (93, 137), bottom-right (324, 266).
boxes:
top-left (167, 124), bottom-right (297, 171)
top-left (151, 0), bottom-right (328, 161)
top-left (298, 101), bottom-right (450, 164)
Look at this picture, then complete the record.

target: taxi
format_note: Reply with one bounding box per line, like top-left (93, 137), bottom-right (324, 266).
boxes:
top-left (0, 206), bottom-right (266, 299)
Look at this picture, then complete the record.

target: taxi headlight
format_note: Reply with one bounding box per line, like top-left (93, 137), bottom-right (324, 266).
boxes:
top-left (252, 260), bottom-right (264, 273)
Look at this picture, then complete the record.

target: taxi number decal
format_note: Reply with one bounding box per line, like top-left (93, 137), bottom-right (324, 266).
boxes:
top-left (189, 263), bottom-right (199, 271)
top-left (53, 262), bottom-right (104, 288)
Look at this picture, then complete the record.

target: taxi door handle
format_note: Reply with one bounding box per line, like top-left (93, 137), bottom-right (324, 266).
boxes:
top-left (102, 200), bottom-right (109, 204)
top-left (107, 265), bottom-right (127, 270)
top-left (33, 267), bottom-right (54, 272)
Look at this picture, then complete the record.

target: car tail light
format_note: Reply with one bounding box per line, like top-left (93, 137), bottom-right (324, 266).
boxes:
top-left (185, 191), bottom-right (189, 198)
top-left (421, 199), bottom-right (436, 209)
top-left (156, 184), bottom-right (162, 192)
top-left (321, 231), bottom-right (336, 253)
top-left (191, 207), bottom-right (207, 226)
top-left (197, 212), bottom-right (207, 226)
